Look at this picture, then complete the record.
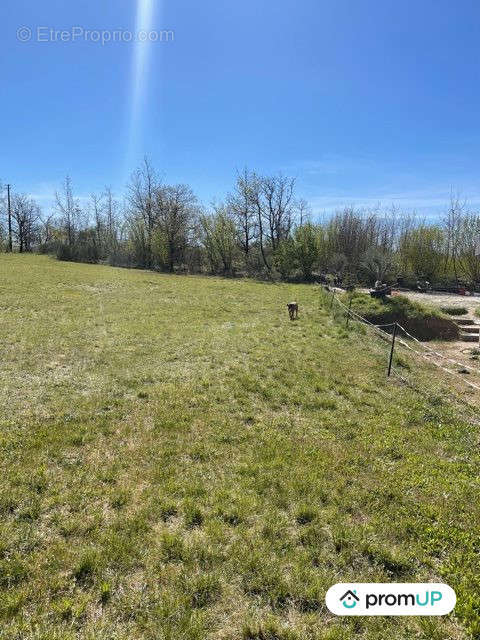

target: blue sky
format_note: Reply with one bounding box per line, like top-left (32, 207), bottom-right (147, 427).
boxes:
top-left (2, 0), bottom-right (480, 217)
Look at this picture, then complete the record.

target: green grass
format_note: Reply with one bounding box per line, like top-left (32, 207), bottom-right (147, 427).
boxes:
top-left (440, 306), bottom-right (469, 316)
top-left (345, 292), bottom-right (459, 340)
top-left (0, 254), bottom-right (479, 639)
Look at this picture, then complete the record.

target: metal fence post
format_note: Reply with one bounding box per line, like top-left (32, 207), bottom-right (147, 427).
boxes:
top-left (387, 322), bottom-right (397, 377)
top-left (330, 290), bottom-right (335, 310)
top-left (346, 297), bottom-right (352, 328)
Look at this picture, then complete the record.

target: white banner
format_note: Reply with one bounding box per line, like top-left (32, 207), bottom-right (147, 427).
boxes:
top-left (325, 583), bottom-right (456, 616)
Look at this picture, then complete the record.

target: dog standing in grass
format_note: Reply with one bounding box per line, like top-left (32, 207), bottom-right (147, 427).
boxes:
top-left (287, 301), bottom-right (298, 320)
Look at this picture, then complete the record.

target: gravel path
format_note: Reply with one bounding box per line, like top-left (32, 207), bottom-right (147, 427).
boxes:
top-left (398, 290), bottom-right (480, 314)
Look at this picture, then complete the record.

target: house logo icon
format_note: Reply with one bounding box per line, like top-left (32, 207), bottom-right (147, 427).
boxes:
top-left (340, 589), bottom-right (360, 609)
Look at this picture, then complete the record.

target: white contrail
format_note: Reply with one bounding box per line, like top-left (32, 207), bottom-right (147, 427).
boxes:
top-left (124, 0), bottom-right (157, 180)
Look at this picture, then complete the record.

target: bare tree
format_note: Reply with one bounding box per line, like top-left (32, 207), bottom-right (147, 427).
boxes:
top-left (55, 176), bottom-right (81, 246)
top-left (104, 186), bottom-right (120, 249)
top-left (127, 157), bottom-right (160, 267)
top-left (296, 198), bottom-right (311, 226)
top-left (89, 193), bottom-right (105, 249)
top-left (227, 169), bottom-right (257, 264)
top-left (248, 172), bottom-right (296, 271)
top-left (443, 192), bottom-right (465, 285)
top-left (260, 174), bottom-right (296, 250)
top-left (0, 182), bottom-right (6, 251)
top-left (11, 194), bottom-right (41, 252)
top-left (39, 212), bottom-right (56, 246)
top-left (326, 208), bottom-right (370, 272)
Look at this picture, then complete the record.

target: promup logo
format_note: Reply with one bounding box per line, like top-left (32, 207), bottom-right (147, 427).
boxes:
top-left (340, 589), bottom-right (359, 609)
top-left (326, 583), bottom-right (456, 616)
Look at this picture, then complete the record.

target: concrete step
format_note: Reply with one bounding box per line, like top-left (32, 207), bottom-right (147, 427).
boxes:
top-left (462, 326), bottom-right (480, 333)
top-left (460, 333), bottom-right (480, 342)
top-left (455, 317), bottom-right (477, 326)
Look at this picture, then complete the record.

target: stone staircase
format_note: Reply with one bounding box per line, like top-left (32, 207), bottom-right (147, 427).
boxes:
top-left (454, 317), bottom-right (480, 342)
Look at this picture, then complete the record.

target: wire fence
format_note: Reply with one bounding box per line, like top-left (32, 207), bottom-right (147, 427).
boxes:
top-left (323, 288), bottom-right (480, 394)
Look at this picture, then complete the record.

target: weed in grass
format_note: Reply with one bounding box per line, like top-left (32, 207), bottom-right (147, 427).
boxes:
top-left (99, 581), bottom-right (112, 605)
top-left (294, 506), bottom-right (317, 525)
top-left (73, 550), bottom-right (99, 586)
top-left (53, 597), bottom-right (74, 621)
top-left (184, 503), bottom-right (204, 528)
top-left (185, 574), bottom-right (222, 608)
top-left (159, 532), bottom-right (188, 563)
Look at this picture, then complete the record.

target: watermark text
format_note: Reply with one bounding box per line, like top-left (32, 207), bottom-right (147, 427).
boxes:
top-left (17, 26), bottom-right (174, 45)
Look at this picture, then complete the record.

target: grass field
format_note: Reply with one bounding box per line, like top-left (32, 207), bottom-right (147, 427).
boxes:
top-left (1, 254), bottom-right (480, 639)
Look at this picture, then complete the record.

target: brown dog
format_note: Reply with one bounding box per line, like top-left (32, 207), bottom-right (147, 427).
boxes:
top-left (287, 301), bottom-right (298, 320)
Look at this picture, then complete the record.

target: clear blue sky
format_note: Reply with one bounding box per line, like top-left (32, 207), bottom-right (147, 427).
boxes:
top-left (2, 0), bottom-right (480, 217)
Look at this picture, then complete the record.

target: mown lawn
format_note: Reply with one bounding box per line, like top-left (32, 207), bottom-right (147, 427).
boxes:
top-left (0, 254), bottom-right (479, 639)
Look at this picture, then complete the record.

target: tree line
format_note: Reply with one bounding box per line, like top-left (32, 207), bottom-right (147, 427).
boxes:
top-left (2, 161), bottom-right (480, 288)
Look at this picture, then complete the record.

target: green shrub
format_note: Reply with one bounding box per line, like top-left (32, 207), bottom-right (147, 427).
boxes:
top-left (440, 306), bottom-right (468, 316)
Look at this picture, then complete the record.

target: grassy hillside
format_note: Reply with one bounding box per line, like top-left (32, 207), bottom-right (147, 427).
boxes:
top-left (0, 254), bottom-right (479, 639)
top-left (344, 292), bottom-right (459, 341)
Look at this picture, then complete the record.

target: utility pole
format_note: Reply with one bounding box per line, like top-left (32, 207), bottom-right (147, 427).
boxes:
top-left (7, 184), bottom-right (12, 252)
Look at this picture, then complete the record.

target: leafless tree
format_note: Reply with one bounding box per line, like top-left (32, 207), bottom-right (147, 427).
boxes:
top-left (0, 183), bottom-right (6, 250)
top-left (88, 193), bottom-right (105, 250)
top-left (443, 192), bottom-right (465, 285)
top-left (260, 173), bottom-right (296, 249)
top-left (39, 212), bottom-right (56, 246)
top-left (227, 169), bottom-right (257, 263)
top-left (55, 176), bottom-right (82, 246)
top-left (296, 198), bottom-right (311, 226)
top-left (11, 194), bottom-right (41, 252)
top-left (104, 186), bottom-right (120, 248)
top-left (247, 172), bottom-right (296, 271)
top-left (127, 157), bottom-right (160, 266)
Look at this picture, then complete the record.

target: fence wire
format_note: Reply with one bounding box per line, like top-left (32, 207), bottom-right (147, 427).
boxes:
top-left (324, 289), bottom-right (480, 394)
